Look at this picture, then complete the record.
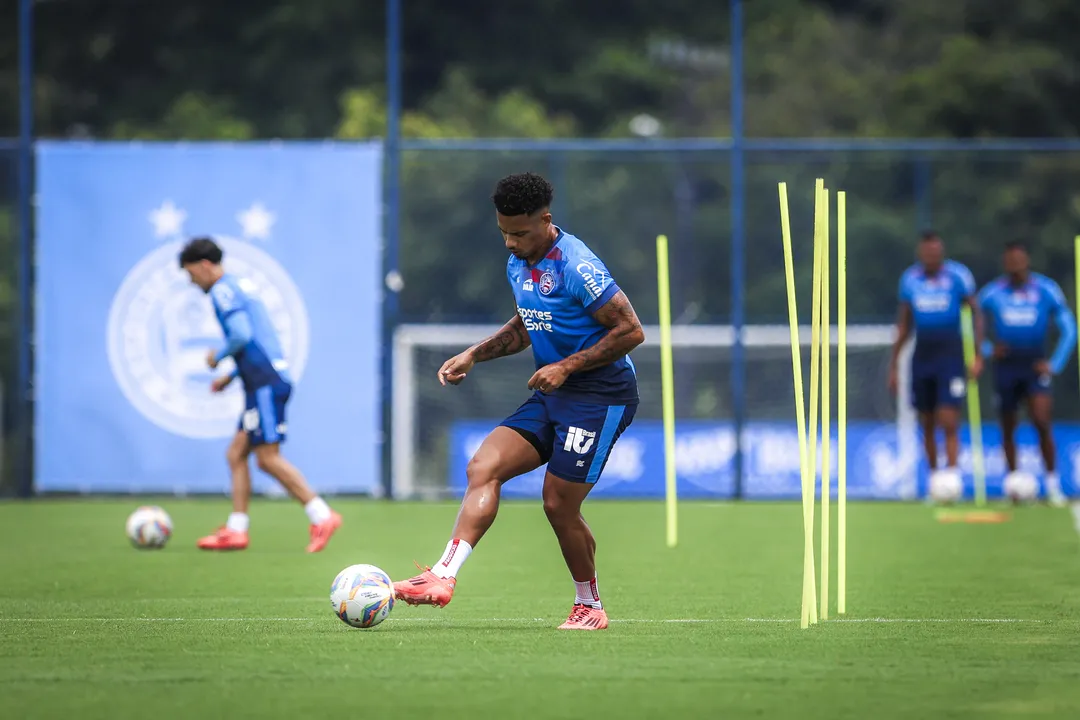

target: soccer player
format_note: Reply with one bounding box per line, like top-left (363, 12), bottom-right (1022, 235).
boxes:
top-left (889, 231), bottom-right (984, 484)
top-left (393, 173), bottom-right (644, 630)
top-left (179, 237), bottom-right (342, 552)
top-left (977, 241), bottom-right (1075, 506)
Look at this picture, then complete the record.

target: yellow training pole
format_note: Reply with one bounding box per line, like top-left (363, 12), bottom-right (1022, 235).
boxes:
top-left (960, 306), bottom-right (985, 507)
top-left (805, 178), bottom-right (825, 626)
top-left (656, 235), bottom-right (678, 548)
top-left (837, 190), bottom-right (847, 615)
top-left (820, 187), bottom-right (831, 622)
top-left (779, 182), bottom-right (814, 629)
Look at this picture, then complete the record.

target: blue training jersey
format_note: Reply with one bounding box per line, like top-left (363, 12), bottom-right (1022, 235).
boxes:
top-left (507, 228), bottom-right (638, 404)
top-left (210, 273), bottom-right (292, 390)
top-left (898, 260), bottom-right (976, 355)
top-left (977, 273), bottom-right (1077, 373)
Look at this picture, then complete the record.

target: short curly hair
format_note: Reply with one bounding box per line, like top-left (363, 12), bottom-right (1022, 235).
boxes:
top-left (178, 236), bottom-right (223, 267)
top-left (491, 172), bottom-right (554, 216)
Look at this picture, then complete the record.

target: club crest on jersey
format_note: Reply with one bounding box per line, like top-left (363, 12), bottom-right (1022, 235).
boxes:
top-left (539, 271), bottom-right (556, 295)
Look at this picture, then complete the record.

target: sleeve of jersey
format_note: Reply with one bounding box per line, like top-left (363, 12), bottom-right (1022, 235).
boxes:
top-left (897, 272), bottom-right (911, 303)
top-left (956, 264), bottom-right (977, 299)
top-left (211, 282), bottom-right (242, 318)
top-left (214, 311), bottom-right (254, 364)
top-left (563, 255), bottom-right (621, 314)
top-left (1046, 281), bottom-right (1077, 375)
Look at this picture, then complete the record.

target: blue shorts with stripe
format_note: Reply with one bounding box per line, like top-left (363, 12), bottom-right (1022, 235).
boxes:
top-left (239, 382), bottom-right (291, 446)
top-left (500, 391), bottom-right (637, 484)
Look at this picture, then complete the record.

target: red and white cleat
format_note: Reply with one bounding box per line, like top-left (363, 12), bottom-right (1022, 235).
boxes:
top-left (393, 566), bottom-right (456, 608)
top-left (306, 511), bottom-right (343, 553)
top-left (558, 604), bottom-right (609, 630)
top-left (197, 527), bottom-right (249, 551)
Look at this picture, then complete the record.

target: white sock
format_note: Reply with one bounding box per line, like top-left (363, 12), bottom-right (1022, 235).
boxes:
top-left (574, 577), bottom-right (602, 609)
top-left (304, 497), bottom-right (332, 525)
top-left (226, 512), bottom-right (249, 533)
top-left (1045, 472), bottom-right (1062, 495)
top-left (432, 539), bottom-right (472, 579)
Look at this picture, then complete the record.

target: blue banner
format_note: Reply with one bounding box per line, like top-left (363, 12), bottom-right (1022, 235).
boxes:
top-left (448, 419), bottom-right (1080, 499)
top-left (36, 142), bottom-right (382, 494)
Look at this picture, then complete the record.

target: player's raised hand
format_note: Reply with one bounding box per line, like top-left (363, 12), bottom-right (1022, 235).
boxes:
top-left (210, 375), bottom-right (233, 393)
top-left (528, 362), bottom-right (571, 394)
top-left (206, 349), bottom-right (219, 370)
top-left (438, 350), bottom-right (475, 386)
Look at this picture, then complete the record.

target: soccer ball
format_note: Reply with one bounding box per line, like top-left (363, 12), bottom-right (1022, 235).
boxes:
top-left (929, 468), bottom-right (963, 504)
top-left (125, 506), bottom-right (173, 549)
top-left (1003, 471), bottom-right (1039, 504)
top-left (330, 564), bottom-right (395, 629)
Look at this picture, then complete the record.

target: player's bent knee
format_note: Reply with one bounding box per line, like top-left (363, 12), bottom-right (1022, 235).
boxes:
top-left (465, 454), bottom-right (503, 489)
top-left (542, 492), bottom-right (570, 524)
top-left (253, 445), bottom-right (282, 475)
top-left (541, 478), bottom-right (587, 525)
top-left (227, 449), bottom-right (247, 468)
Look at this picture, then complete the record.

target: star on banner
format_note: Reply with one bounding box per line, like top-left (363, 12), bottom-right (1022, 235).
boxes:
top-left (237, 202), bottom-right (276, 240)
top-left (149, 200), bottom-right (187, 238)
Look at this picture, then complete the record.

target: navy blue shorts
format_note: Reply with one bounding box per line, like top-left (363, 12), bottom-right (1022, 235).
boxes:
top-left (910, 356), bottom-right (966, 413)
top-left (500, 392), bottom-right (637, 484)
top-left (239, 383), bottom-right (291, 446)
top-left (993, 361), bottom-right (1051, 414)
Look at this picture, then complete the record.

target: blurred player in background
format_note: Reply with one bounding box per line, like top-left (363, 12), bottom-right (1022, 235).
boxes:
top-left (393, 173), bottom-right (644, 630)
top-left (977, 241), bottom-right (1075, 506)
top-left (179, 237), bottom-right (342, 552)
top-left (889, 231), bottom-right (983, 488)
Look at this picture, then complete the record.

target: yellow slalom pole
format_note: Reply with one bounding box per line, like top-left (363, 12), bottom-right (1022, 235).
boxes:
top-left (805, 179), bottom-right (825, 626)
top-left (837, 191), bottom-right (847, 615)
top-left (960, 306), bottom-right (985, 507)
top-left (657, 235), bottom-right (678, 548)
top-left (779, 182), bottom-right (814, 630)
top-left (820, 187), bottom-right (831, 622)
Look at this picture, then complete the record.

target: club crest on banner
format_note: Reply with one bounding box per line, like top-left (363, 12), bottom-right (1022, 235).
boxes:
top-left (106, 201), bottom-right (310, 439)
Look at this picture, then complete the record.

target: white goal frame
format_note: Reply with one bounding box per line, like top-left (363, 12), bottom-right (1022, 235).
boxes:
top-left (391, 323), bottom-right (914, 499)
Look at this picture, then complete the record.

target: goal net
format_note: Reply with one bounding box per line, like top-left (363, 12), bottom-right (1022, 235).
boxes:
top-left (391, 323), bottom-right (917, 500)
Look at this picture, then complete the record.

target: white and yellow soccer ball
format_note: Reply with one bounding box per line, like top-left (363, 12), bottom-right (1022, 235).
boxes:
top-left (929, 468), bottom-right (964, 504)
top-left (125, 506), bottom-right (173, 549)
top-left (1003, 471), bottom-right (1039, 504)
top-left (330, 564), bottom-right (395, 629)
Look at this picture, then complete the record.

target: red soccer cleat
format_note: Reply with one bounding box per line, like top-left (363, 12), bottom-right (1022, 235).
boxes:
top-left (197, 527), bottom-right (249, 551)
top-left (306, 511), bottom-right (343, 553)
top-left (558, 604), bottom-right (609, 630)
top-left (393, 566), bottom-right (456, 608)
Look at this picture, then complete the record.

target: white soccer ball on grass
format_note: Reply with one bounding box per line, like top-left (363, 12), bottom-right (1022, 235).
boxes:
top-left (929, 468), bottom-right (964, 504)
top-left (330, 564), bottom-right (395, 629)
top-left (1003, 471), bottom-right (1039, 504)
top-left (125, 505), bottom-right (173, 549)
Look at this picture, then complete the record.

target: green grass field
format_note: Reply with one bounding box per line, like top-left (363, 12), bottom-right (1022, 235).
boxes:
top-left (2, 499), bottom-right (1080, 719)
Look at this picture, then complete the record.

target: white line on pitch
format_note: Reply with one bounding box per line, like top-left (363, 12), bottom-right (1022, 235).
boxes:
top-left (0, 617), bottom-right (1045, 624)
top-left (1070, 502), bottom-right (1080, 536)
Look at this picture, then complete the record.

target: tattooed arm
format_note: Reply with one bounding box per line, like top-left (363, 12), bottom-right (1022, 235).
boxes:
top-left (470, 314), bottom-right (532, 362)
top-left (437, 314), bottom-right (531, 386)
top-left (559, 291), bottom-right (645, 373)
top-left (526, 291), bottom-right (644, 392)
